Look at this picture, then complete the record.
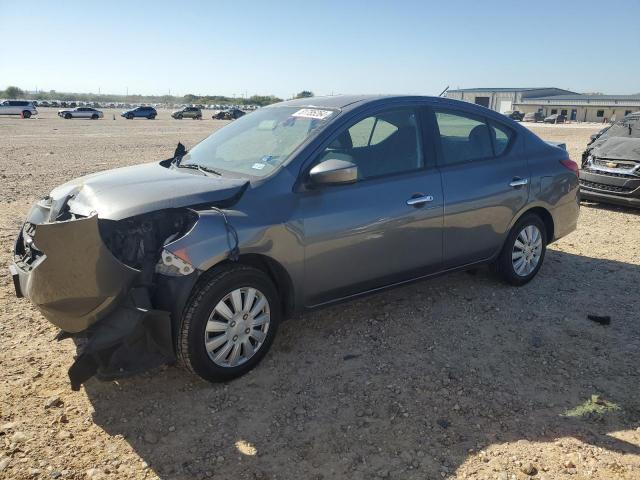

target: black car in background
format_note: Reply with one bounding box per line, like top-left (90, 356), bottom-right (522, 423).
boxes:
top-left (503, 110), bottom-right (524, 121)
top-left (580, 112), bottom-right (640, 208)
top-left (213, 108), bottom-right (245, 120)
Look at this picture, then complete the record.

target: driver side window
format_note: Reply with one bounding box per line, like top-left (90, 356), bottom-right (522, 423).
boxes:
top-left (319, 108), bottom-right (423, 180)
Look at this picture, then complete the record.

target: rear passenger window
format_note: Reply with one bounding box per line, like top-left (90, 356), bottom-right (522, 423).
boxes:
top-left (434, 111), bottom-right (493, 165)
top-left (489, 122), bottom-right (513, 156)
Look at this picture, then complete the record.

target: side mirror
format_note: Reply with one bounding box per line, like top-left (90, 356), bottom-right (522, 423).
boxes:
top-left (309, 159), bottom-right (358, 186)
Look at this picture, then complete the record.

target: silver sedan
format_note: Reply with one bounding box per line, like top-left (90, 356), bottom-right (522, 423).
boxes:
top-left (58, 107), bottom-right (104, 119)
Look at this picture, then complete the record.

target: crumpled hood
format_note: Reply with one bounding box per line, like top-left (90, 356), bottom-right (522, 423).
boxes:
top-left (47, 161), bottom-right (248, 220)
top-left (591, 136), bottom-right (640, 162)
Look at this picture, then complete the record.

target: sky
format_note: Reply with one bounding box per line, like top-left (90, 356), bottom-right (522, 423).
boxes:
top-left (2, 0), bottom-right (639, 99)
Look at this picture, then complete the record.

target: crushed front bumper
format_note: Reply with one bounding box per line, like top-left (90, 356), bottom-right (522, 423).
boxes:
top-left (579, 169), bottom-right (640, 208)
top-left (11, 209), bottom-right (180, 389)
top-left (12, 214), bottom-right (138, 333)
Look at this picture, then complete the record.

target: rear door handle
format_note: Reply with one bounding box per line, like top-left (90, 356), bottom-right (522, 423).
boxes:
top-left (509, 177), bottom-right (529, 188)
top-left (406, 195), bottom-right (434, 206)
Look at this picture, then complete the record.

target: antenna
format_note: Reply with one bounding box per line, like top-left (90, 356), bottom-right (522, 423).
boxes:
top-left (438, 85), bottom-right (450, 97)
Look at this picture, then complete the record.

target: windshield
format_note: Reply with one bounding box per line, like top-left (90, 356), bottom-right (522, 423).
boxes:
top-left (601, 116), bottom-right (640, 139)
top-left (181, 106), bottom-right (338, 177)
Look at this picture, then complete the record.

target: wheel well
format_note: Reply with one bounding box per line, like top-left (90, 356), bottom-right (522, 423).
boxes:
top-left (215, 255), bottom-right (295, 318)
top-left (521, 207), bottom-right (555, 243)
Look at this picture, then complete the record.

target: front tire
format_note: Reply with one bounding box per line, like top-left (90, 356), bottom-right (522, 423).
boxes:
top-left (22, 111), bottom-right (32, 119)
top-left (493, 214), bottom-right (547, 286)
top-left (64, 113), bottom-right (72, 119)
top-left (178, 264), bottom-right (281, 382)
top-left (91, 114), bottom-right (98, 119)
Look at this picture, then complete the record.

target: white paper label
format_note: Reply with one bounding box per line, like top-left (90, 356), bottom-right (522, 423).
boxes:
top-left (291, 108), bottom-right (334, 120)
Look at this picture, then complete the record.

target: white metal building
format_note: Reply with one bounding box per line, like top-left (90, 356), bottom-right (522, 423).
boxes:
top-left (445, 87), bottom-right (575, 113)
top-left (514, 94), bottom-right (640, 123)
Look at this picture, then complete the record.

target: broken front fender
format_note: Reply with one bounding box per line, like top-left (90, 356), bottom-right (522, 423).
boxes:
top-left (13, 214), bottom-right (138, 333)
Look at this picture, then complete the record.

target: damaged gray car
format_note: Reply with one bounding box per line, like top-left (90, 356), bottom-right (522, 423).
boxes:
top-left (10, 95), bottom-right (580, 390)
top-left (580, 111), bottom-right (640, 208)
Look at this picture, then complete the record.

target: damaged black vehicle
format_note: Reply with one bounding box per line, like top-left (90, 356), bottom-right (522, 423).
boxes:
top-left (580, 112), bottom-right (640, 208)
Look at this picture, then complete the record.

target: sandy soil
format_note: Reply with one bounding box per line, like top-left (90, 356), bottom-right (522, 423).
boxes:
top-left (1, 110), bottom-right (639, 480)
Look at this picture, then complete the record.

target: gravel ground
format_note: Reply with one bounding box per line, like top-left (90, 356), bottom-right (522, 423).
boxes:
top-left (1, 111), bottom-right (639, 480)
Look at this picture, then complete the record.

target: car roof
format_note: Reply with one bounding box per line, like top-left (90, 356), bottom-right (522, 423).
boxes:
top-left (274, 94), bottom-right (432, 110)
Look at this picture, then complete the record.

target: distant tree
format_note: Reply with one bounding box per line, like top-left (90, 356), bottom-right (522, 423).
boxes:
top-left (295, 90), bottom-right (314, 99)
top-left (183, 94), bottom-right (197, 104)
top-left (247, 95), bottom-right (283, 106)
top-left (4, 86), bottom-right (24, 98)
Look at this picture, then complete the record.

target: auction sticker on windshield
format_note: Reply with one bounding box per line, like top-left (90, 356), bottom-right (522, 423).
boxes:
top-left (292, 108), bottom-right (334, 120)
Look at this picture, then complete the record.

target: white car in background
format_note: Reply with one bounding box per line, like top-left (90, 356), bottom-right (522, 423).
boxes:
top-left (0, 100), bottom-right (38, 118)
top-left (58, 107), bottom-right (104, 119)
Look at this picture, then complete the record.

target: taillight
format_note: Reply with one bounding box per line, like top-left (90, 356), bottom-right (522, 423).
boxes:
top-left (560, 159), bottom-right (579, 176)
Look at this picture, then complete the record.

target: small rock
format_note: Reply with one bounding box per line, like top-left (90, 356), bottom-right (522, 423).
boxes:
top-left (57, 430), bottom-right (73, 440)
top-left (44, 396), bottom-right (63, 409)
top-left (437, 419), bottom-right (450, 429)
top-left (564, 460), bottom-right (576, 469)
top-left (168, 426), bottom-right (176, 432)
top-left (86, 467), bottom-right (104, 479)
top-left (0, 458), bottom-right (10, 472)
top-left (0, 422), bottom-right (17, 433)
top-left (12, 431), bottom-right (28, 443)
top-left (521, 462), bottom-right (537, 475)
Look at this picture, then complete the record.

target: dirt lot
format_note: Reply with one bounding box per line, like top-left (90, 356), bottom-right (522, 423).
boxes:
top-left (1, 110), bottom-right (639, 480)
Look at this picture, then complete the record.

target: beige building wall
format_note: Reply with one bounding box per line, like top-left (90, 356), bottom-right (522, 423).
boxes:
top-left (515, 104), bottom-right (639, 123)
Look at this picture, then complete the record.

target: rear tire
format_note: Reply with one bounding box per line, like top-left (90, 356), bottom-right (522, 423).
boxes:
top-left (22, 111), bottom-right (31, 119)
top-left (178, 264), bottom-right (281, 382)
top-left (493, 214), bottom-right (547, 286)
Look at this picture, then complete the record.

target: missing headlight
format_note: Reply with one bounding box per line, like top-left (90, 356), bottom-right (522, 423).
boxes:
top-left (99, 209), bottom-right (198, 270)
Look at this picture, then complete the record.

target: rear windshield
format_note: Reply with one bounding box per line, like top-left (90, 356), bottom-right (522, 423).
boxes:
top-left (181, 106), bottom-right (338, 177)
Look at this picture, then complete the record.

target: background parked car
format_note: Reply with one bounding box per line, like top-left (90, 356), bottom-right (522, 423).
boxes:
top-left (172, 106), bottom-right (202, 120)
top-left (121, 106), bottom-right (157, 119)
top-left (0, 100), bottom-right (38, 118)
top-left (58, 107), bottom-right (104, 120)
top-left (523, 111), bottom-right (545, 122)
top-left (503, 110), bottom-right (524, 121)
top-left (544, 113), bottom-right (566, 124)
top-left (580, 112), bottom-right (640, 208)
top-left (213, 108), bottom-right (245, 120)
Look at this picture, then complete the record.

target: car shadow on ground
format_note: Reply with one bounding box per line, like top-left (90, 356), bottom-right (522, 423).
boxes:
top-left (83, 249), bottom-right (640, 479)
top-left (581, 200), bottom-right (640, 216)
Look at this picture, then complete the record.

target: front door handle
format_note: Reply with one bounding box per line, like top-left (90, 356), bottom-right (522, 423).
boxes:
top-left (406, 194), bottom-right (434, 206)
top-left (509, 177), bottom-right (529, 188)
